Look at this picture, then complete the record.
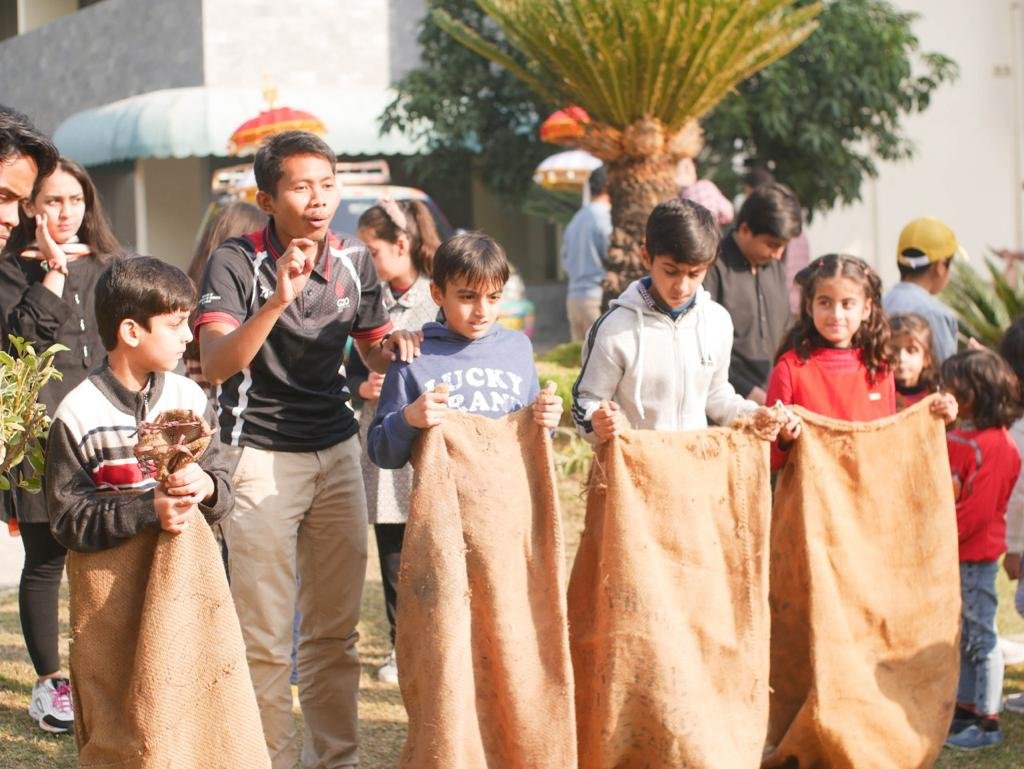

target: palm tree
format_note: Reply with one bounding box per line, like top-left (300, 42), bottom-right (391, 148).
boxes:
top-left (435, 0), bottom-right (821, 295)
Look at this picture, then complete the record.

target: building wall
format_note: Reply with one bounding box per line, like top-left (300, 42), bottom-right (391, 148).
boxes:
top-left (804, 0), bottom-right (1022, 291)
top-left (17, 0), bottom-right (76, 34)
top-left (137, 156), bottom-right (209, 271)
top-left (0, 0), bottom-right (204, 134)
top-left (88, 161), bottom-right (138, 250)
top-left (202, 0), bottom-right (426, 90)
top-left (470, 173), bottom-right (554, 285)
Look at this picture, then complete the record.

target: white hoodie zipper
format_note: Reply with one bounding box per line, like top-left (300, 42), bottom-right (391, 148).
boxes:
top-left (624, 286), bottom-right (715, 424)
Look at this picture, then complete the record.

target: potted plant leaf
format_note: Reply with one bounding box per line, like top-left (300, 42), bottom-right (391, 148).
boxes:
top-left (0, 336), bottom-right (67, 492)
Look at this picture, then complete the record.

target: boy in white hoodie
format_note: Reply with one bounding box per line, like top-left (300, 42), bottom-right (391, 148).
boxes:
top-left (572, 198), bottom-right (788, 441)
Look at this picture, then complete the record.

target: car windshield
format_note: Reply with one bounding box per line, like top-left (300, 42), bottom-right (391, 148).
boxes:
top-left (331, 195), bottom-right (453, 240)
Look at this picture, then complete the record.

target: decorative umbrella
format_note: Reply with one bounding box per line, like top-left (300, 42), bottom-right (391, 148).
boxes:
top-left (226, 84), bottom-right (327, 155)
top-left (538, 105), bottom-right (590, 146)
top-left (533, 149), bottom-right (602, 192)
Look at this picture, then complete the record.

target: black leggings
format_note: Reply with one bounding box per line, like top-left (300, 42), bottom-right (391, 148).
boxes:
top-left (18, 522), bottom-right (67, 676)
top-left (374, 523), bottom-right (405, 647)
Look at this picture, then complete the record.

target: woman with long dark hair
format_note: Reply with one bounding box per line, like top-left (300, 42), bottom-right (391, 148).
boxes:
top-left (0, 156), bottom-right (121, 734)
top-left (352, 198), bottom-right (440, 684)
top-left (183, 201), bottom-right (267, 401)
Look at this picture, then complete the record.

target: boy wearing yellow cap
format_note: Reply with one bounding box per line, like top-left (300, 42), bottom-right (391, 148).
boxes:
top-left (882, 217), bottom-right (965, 363)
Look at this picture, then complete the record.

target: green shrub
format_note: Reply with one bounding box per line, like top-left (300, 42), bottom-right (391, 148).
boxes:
top-left (552, 426), bottom-right (593, 481)
top-left (535, 360), bottom-right (579, 427)
top-left (1, 337), bottom-right (66, 492)
top-left (537, 341), bottom-right (583, 368)
top-left (535, 345), bottom-right (592, 478)
top-left (942, 255), bottom-right (1024, 349)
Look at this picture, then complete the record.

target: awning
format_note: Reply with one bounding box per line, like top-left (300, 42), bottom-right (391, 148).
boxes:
top-left (53, 86), bottom-right (424, 166)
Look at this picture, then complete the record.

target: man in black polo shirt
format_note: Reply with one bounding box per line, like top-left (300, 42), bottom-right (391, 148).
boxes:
top-left (702, 182), bottom-right (803, 405)
top-left (195, 131), bottom-right (417, 769)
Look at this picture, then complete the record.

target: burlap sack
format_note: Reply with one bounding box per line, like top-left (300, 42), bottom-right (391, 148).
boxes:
top-left (396, 408), bottom-right (576, 769)
top-left (568, 427), bottom-right (773, 769)
top-left (764, 397), bottom-right (960, 769)
top-left (67, 517), bottom-right (270, 769)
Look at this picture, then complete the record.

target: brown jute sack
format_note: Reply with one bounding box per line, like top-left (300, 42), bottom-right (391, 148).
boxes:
top-left (764, 397), bottom-right (960, 769)
top-left (568, 426), bottom-right (772, 769)
top-left (67, 518), bottom-right (270, 769)
top-left (396, 408), bottom-right (576, 769)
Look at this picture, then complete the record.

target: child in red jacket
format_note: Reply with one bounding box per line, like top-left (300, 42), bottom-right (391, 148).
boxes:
top-left (889, 312), bottom-right (940, 411)
top-left (943, 349), bottom-right (1023, 750)
top-left (766, 254), bottom-right (956, 470)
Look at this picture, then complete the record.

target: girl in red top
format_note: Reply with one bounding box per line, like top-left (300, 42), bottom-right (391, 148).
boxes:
top-left (889, 313), bottom-right (940, 410)
top-left (942, 349), bottom-right (1023, 749)
top-left (766, 254), bottom-right (955, 470)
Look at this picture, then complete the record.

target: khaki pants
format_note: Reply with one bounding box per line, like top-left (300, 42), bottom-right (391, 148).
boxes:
top-left (224, 435), bottom-right (368, 769)
top-left (567, 296), bottom-right (602, 342)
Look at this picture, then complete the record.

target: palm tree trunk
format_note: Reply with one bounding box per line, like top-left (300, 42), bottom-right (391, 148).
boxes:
top-left (583, 118), bottom-right (702, 304)
top-left (602, 154), bottom-right (679, 302)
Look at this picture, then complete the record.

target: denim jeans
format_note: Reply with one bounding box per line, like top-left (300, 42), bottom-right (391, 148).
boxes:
top-left (958, 560), bottom-right (1003, 717)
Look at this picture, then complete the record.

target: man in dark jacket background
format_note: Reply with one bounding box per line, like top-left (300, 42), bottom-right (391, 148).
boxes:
top-left (702, 182), bottom-right (803, 405)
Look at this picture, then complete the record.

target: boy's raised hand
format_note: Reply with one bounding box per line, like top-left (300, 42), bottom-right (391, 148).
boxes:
top-left (532, 381), bottom-right (563, 429)
top-left (403, 387), bottom-right (449, 429)
top-left (931, 392), bottom-right (959, 424)
top-left (274, 238), bottom-right (317, 306)
top-left (592, 400), bottom-right (627, 442)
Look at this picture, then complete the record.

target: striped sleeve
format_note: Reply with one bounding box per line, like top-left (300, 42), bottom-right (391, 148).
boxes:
top-left (571, 308), bottom-right (624, 444)
top-left (46, 417), bottom-right (159, 553)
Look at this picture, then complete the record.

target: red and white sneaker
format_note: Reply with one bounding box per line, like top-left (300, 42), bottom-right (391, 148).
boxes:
top-left (28, 677), bottom-right (74, 734)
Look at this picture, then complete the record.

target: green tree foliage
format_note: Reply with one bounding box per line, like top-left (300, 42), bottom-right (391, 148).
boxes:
top-left (380, 0), bottom-right (551, 207)
top-left (382, 0), bottom-right (956, 218)
top-left (702, 0), bottom-right (958, 218)
top-left (0, 337), bottom-right (66, 492)
top-left (432, 0), bottom-right (818, 132)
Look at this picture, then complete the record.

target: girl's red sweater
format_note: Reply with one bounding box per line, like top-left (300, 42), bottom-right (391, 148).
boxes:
top-left (766, 347), bottom-right (896, 470)
top-left (947, 425), bottom-right (1021, 562)
top-left (895, 384), bottom-right (930, 411)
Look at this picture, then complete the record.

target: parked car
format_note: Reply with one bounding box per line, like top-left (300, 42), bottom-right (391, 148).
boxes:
top-left (201, 159), bottom-right (534, 336)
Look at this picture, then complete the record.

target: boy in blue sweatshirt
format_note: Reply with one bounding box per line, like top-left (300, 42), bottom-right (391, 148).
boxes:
top-left (369, 231), bottom-right (562, 468)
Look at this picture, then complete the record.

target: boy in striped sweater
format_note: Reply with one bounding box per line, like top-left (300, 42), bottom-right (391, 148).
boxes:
top-left (46, 256), bottom-right (231, 549)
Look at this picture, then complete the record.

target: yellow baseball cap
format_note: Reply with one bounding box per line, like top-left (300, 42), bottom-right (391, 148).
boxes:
top-left (897, 217), bottom-right (966, 267)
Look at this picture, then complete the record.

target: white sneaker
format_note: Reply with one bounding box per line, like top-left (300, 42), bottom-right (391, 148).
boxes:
top-left (28, 677), bottom-right (74, 734)
top-left (1000, 636), bottom-right (1024, 666)
top-left (377, 650), bottom-right (399, 685)
top-left (1005, 692), bottom-right (1024, 714)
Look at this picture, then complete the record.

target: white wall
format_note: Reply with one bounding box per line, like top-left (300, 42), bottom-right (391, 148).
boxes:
top-left (804, 0), bottom-right (1022, 292)
top-left (138, 157), bottom-right (208, 271)
top-left (202, 0), bottom-right (427, 90)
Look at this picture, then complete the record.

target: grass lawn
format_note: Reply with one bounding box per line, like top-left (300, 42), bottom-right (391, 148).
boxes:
top-left (1, 476), bottom-right (1023, 768)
